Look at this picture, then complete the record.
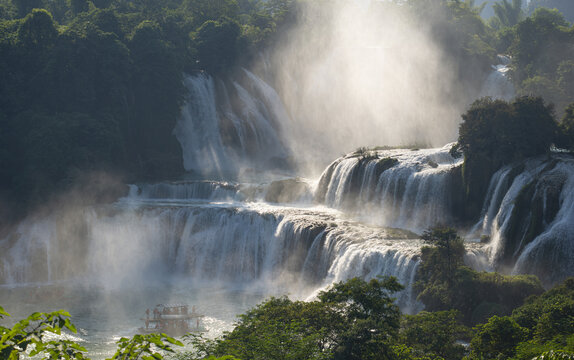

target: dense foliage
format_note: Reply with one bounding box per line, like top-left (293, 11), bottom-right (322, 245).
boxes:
top-left (175, 275), bottom-right (573, 360)
top-left (413, 226), bottom-right (573, 359)
top-left (0, 305), bottom-right (89, 359)
top-left (490, 0), bottom-right (524, 30)
top-left (527, 0), bottom-right (574, 24)
top-left (492, 5), bottom-right (574, 116)
top-left (399, 310), bottom-right (468, 360)
top-left (415, 226), bottom-right (545, 325)
top-left (189, 277), bottom-right (404, 360)
top-left (468, 278), bottom-right (574, 359)
top-left (0, 0), bottom-right (296, 220)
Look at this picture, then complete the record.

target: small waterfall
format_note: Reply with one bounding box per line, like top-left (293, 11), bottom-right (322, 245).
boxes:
top-left (173, 70), bottom-right (291, 178)
top-left (471, 155), bottom-right (574, 285)
top-left (479, 55), bottom-right (515, 101)
top-left (315, 144), bottom-right (463, 233)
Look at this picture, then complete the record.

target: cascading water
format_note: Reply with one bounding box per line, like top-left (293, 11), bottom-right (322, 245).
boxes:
top-left (173, 69), bottom-right (292, 178)
top-left (470, 155), bottom-right (574, 285)
top-left (315, 144), bottom-right (463, 233)
top-left (0, 199), bottom-right (422, 309)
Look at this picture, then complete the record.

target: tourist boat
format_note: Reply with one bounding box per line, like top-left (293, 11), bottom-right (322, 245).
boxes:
top-left (139, 304), bottom-right (205, 336)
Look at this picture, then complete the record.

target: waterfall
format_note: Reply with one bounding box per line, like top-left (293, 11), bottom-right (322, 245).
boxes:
top-left (315, 144), bottom-right (463, 233)
top-left (471, 155), bottom-right (574, 285)
top-left (479, 55), bottom-right (515, 101)
top-left (173, 70), bottom-right (291, 179)
top-left (0, 199), bottom-right (423, 312)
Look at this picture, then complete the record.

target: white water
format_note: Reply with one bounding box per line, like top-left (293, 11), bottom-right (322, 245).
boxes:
top-left (316, 144), bottom-right (462, 233)
top-left (174, 70), bottom-right (291, 178)
top-left (0, 199), bottom-right (422, 305)
top-left (479, 55), bottom-right (515, 101)
top-left (470, 155), bottom-right (574, 284)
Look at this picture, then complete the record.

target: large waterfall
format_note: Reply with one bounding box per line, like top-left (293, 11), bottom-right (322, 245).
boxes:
top-left (1, 62), bottom-right (573, 358)
top-left (0, 189), bottom-right (423, 312)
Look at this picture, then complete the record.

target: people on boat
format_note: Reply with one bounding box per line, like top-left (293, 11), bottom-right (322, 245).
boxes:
top-left (141, 304), bottom-right (204, 335)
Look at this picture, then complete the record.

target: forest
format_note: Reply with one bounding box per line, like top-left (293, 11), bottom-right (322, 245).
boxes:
top-left (1, 0), bottom-right (574, 359)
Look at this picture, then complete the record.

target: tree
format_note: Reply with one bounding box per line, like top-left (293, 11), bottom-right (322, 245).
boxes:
top-left (317, 277), bottom-right (404, 360)
top-left (558, 61), bottom-right (574, 98)
top-left (532, 351), bottom-right (574, 360)
top-left (527, 0), bottom-right (574, 23)
top-left (70, 0), bottom-right (90, 15)
top-left (415, 226), bottom-right (543, 324)
top-left (12, 0), bottom-right (42, 17)
top-left (198, 277), bottom-right (404, 360)
top-left (490, 0), bottom-right (524, 29)
top-left (512, 278), bottom-right (574, 342)
top-left (456, 96), bottom-right (557, 217)
top-left (109, 333), bottom-right (184, 360)
top-left (464, 0), bottom-right (487, 16)
top-left (469, 316), bottom-right (529, 359)
top-left (194, 17), bottom-right (241, 74)
top-left (400, 310), bottom-right (468, 360)
top-left (556, 103), bottom-right (574, 149)
top-left (7, 111), bottom-right (124, 202)
top-left (17, 8), bottom-right (58, 47)
top-left (510, 7), bottom-right (573, 108)
top-left (420, 226), bottom-right (466, 284)
top-left (128, 19), bottom-right (184, 176)
top-left (208, 297), bottom-right (336, 360)
top-left (182, 0), bottom-right (239, 27)
top-left (510, 96), bottom-right (557, 157)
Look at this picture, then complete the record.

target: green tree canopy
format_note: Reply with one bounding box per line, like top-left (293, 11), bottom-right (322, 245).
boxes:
top-left (490, 0), bottom-right (524, 29)
top-left (469, 315), bottom-right (529, 359)
top-left (17, 8), bottom-right (57, 47)
top-left (400, 310), bottom-right (468, 360)
top-left (200, 277), bottom-right (404, 360)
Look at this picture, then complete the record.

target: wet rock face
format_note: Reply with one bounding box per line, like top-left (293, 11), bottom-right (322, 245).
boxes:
top-left (472, 156), bottom-right (574, 285)
top-left (264, 178), bottom-right (310, 203)
top-left (313, 145), bottom-right (462, 232)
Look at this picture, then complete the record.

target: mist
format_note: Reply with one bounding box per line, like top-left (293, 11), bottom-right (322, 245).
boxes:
top-left (269, 1), bottom-right (467, 173)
